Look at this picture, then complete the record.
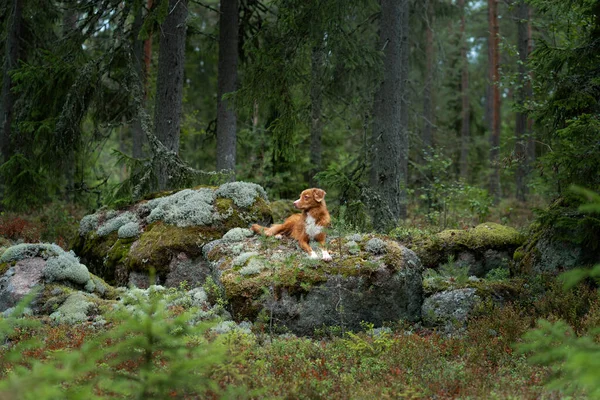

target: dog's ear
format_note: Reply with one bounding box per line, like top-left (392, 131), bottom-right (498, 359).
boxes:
top-left (313, 188), bottom-right (326, 203)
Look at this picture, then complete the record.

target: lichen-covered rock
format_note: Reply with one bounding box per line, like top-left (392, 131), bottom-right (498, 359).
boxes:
top-left (514, 199), bottom-right (600, 275)
top-left (222, 228), bottom-right (253, 243)
top-left (206, 234), bottom-right (423, 336)
top-left (422, 288), bottom-right (480, 329)
top-left (405, 223), bottom-right (524, 276)
top-left (73, 183), bottom-right (273, 286)
top-left (515, 224), bottom-right (599, 275)
top-left (50, 292), bottom-right (95, 325)
top-left (0, 243), bottom-right (116, 314)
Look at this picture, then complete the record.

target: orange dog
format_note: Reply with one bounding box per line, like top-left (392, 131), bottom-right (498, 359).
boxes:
top-left (251, 188), bottom-right (332, 261)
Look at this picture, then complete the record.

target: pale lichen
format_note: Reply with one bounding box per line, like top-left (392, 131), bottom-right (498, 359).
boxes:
top-left (214, 182), bottom-right (268, 208)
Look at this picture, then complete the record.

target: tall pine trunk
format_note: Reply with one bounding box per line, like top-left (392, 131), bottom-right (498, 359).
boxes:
top-left (459, 0), bottom-right (470, 180)
top-left (488, 0), bottom-right (501, 201)
top-left (370, 0), bottom-right (410, 230)
top-left (422, 1), bottom-right (435, 154)
top-left (526, 7), bottom-right (535, 172)
top-left (153, 0), bottom-right (188, 190)
top-left (309, 46), bottom-right (324, 187)
top-left (216, 0), bottom-right (239, 176)
top-left (131, 3), bottom-right (150, 160)
top-left (515, 0), bottom-right (531, 201)
top-left (0, 0), bottom-right (23, 165)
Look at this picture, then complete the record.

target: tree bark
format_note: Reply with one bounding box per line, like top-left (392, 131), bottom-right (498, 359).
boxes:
top-left (216, 0), bottom-right (239, 176)
top-left (515, 0), bottom-right (531, 201)
top-left (370, 0), bottom-right (410, 230)
top-left (526, 6), bottom-right (535, 169)
top-left (422, 1), bottom-right (435, 155)
top-left (309, 46), bottom-right (324, 187)
top-left (488, 0), bottom-right (501, 201)
top-left (153, 0), bottom-right (188, 190)
top-left (132, 2), bottom-right (149, 160)
top-left (459, 0), bottom-right (470, 180)
top-left (0, 0), bottom-right (23, 165)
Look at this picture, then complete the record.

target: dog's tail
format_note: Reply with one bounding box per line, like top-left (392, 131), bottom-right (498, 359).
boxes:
top-left (250, 224), bottom-right (265, 235)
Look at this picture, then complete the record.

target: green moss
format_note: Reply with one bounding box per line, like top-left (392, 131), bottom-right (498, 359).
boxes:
top-left (408, 223), bottom-right (524, 269)
top-left (215, 197), bottom-right (234, 214)
top-left (126, 222), bottom-right (221, 276)
top-left (220, 237), bottom-right (406, 321)
top-left (218, 196), bottom-right (272, 231)
top-left (269, 199), bottom-right (299, 223)
top-left (73, 231), bottom-right (119, 276)
top-left (0, 262), bottom-right (10, 276)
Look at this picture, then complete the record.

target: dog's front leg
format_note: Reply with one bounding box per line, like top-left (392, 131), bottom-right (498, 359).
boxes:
top-left (315, 233), bottom-right (332, 262)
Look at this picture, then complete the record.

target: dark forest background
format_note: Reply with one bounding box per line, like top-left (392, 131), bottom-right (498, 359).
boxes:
top-left (0, 0), bottom-right (599, 232)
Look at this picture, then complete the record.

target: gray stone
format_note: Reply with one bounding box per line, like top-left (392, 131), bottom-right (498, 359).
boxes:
top-left (212, 234), bottom-right (424, 336)
top-left (422, 288), bottom-right (480, 329)
top-left (0, 257), bottom-right (46, 312)
top-left (536, 238), bottom-right (584, 273)
top-left (164, 252), bottom-right (211, 288)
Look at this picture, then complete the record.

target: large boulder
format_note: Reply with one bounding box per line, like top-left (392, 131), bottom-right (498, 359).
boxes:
top-left (0, 243), bottom-right (116, 322)
top-left (422, 288), bottom-right (480, 333)
top-left (72, 182), bottom-right (272, 286)
top-left (406, 223), bottom-right (524, 277)
top-left (205, 233), bottom-right (423, 336)
top-left (514, 201), bottom-right (600, 275)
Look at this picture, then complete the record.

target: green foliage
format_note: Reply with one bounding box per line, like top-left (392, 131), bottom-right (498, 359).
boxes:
top-left (414, 150), bottom-right (493, 228)
top-left (0, 286), bottom-right (227, 399)
top-left (520, 188), bottom-right (600, 395)
top-left (422, 256), bottom-right (471, 293)
top-left (520, 319), bottom-right (600, 398)
top-left (528, 0), bottom-right (600, 194)
top-left (485, 267), bottom-right (510, 281)
top-left (0, 153), bottom-right (50, 211)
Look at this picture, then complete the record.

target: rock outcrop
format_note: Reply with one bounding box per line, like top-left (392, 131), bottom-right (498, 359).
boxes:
top-left (407, 223), bottom-right (524, 276)
top-left (73, 182), bottom-right (273, 286)
top-left (205, 233), bottom-right (424, 336)
top-left (0, 243), bottom-right (115, 323)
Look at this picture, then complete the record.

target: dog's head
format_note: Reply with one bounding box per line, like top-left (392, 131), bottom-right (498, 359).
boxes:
top-left (293, 188), bottom-right (326, 210)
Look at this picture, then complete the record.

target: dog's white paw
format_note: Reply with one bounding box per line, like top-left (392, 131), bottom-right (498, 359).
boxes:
top-left (274, 234), bottom-right (283, 239)
top-left (309, 251), bottom-right (319, 259)
top-left (322, 250), bottom-right (332, 262)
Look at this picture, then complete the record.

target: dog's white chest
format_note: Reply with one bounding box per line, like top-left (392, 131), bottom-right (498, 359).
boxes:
top-left (305, 215), bottom-right (323, 239)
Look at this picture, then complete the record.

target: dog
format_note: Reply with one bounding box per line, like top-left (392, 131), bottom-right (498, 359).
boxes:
top-left (251, 188), bottom-right (332, 261)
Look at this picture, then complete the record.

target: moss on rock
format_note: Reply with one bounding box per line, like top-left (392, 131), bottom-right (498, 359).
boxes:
top-left (407, 223), bottom-right (524, 269)
top-left (269, 199), bottom-right (300, 223)
top-left (74, 183), bottom-right (274, 285)
top-left (210, 234), bottom-right (423, 332)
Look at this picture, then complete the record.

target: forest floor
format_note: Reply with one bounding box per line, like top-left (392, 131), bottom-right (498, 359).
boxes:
top-left (0, 199), bottom-right (595, 399)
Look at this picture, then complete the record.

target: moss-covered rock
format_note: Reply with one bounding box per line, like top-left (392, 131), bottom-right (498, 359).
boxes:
top-left (0, 243), bottom-right (117, 316)
top-left (73, 183), bottom-right (273, 286)
top-left (514, 201), bottom-right (600, 275)
top-left (207, 233), bottom-right (423, 336)
top-left (269, 199), bottom-right (300, 223)
top-left (405, 223), bottom-right (524, 276)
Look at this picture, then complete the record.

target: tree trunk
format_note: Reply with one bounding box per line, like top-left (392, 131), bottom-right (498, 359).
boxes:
top-left (526, 6), bottom-right (535, 169)
top-left (488, 0), bottom-right (501, 201)
top-left (515, 0), bottom-right (531, 201)
top-left (309, 46), bottom-right (324, 187)
top-left (216, 0), bottom-right (239, 176)
top-left (132, 3), bottom-right (148, 160)
top-left (459, 0), bottom-right (470, 180)
top-left (153, 0), bottom-right (188, 190)
top-left (422, 1), bottom-right (435, 155)
top-left (0, 0), bottom-right (23, 165)
top-left (370, 0), bottom-right (410, 230)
